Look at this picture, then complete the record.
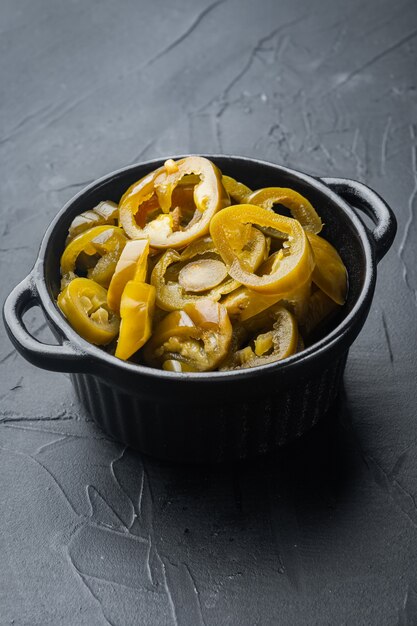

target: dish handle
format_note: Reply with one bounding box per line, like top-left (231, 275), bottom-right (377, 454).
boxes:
top-left (321, 177), bottom-right (397, 262)
top-left (3, 273), bottom-right (89, 372)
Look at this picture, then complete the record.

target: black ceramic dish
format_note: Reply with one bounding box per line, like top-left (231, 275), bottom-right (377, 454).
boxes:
top-left (3, 156), bottom-right (396, 463)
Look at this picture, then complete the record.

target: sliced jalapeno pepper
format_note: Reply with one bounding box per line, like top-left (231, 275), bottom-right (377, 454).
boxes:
top-left (151, 227), bottom-right (267, 311)
top-left (119, 157), bottom-right (229, 248)
top-left (57, 277), bottom-right (119, 345)
top-left (222, 175), bottom-right (252, 203)
top-left (210, 204), bottom-right (315, 295)
top-left (248, 187), bottom-right (322, 234)
top-left (222, 286), bottom-right (281, 322)
top-left (222, 247), bottom-right (311, 322)
top-left (178, 259), bottom-right (228, 292)
top-left (307, 233), bottom-right (347, 305)
top-left (144, 299), bottom-right (232, 371)
top-left (220, 306), bottom-right (298, 370)
top-left (107, 239), bottom-right (150, 314)
top-left (67, 201), bottom-right (119, 242)
top-left (60, 225), bottom-right (127, 288)
top-left (115, 281), bottom-right (156, 361)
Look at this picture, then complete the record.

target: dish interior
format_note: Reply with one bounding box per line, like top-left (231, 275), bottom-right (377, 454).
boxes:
top-left (43, 157), bottom-right (367, 355)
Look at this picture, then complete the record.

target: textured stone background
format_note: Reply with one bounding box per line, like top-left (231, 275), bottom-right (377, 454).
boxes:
top-left (1, 0), bottom-right (417, 624)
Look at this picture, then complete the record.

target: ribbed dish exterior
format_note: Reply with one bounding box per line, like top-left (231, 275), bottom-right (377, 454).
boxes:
top-left (70, 352), bottom-right (348, 463)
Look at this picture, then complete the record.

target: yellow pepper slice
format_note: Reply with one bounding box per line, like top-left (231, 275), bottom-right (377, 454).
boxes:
top-left (224, 279), bottom-right (311, 325)
top-left (220, 306), bottom-right (298, 370)
top-left (60, 225), bottom-right (127, 288)
top-left (119, 157), bottom-right (229, 248)
top-left (178, 259), bottom-right (228, 292)
top-left (222, 175), bottom-right (252, 203)
top-left (222, 286), bottom-right (281, 322)
top-left (307, 233), bottom-right (348, 305)
top-left (151, 228), bottom-right (267, 311)
top-left (115, 281), bottom-right (156, 361)
top-left (57, 277), bottom-right (119, 345)
top-left (222, 251), bottom-right (311, 322)
top-left (107, 239), bottom-right (150, 314)
top-left (248, 187), bottom-right (322, 234)
top-left (144, 299), bottom-right (232, 371)
top-left (67, 201), bottom-right (119, 242)
top-left (210, 204), bottom-right (315, 295)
